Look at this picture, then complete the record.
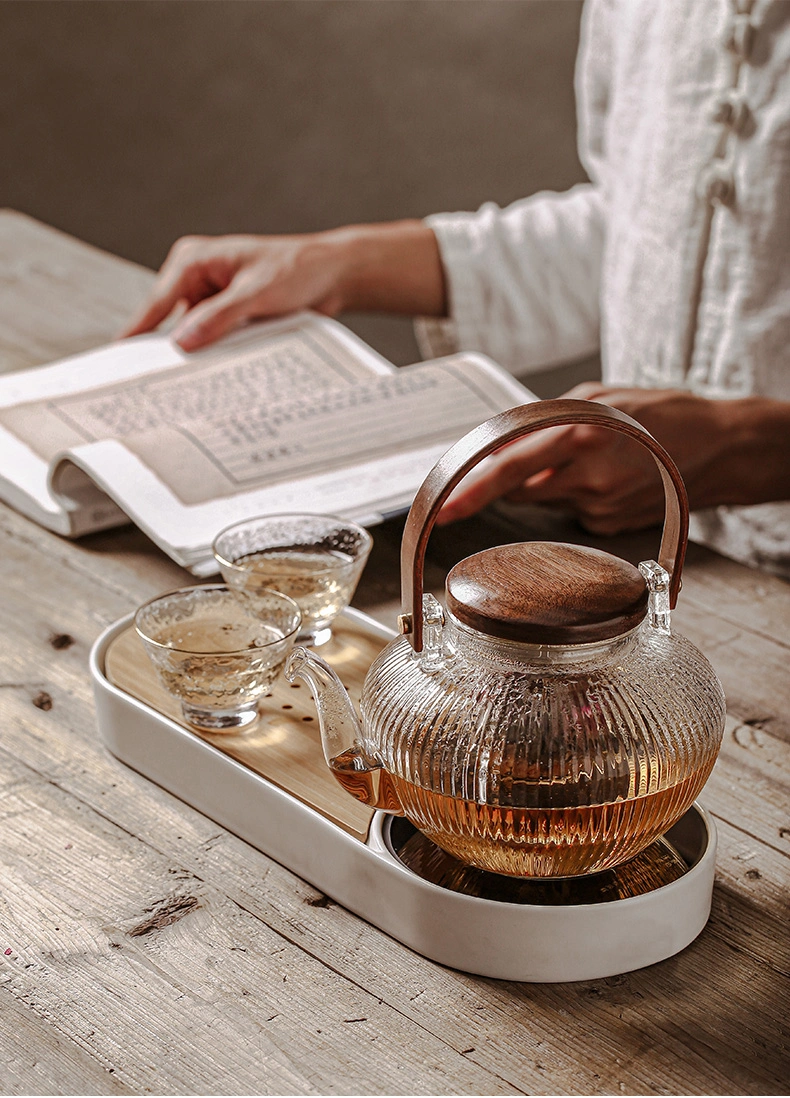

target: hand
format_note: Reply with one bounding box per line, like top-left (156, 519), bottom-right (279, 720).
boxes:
top-left (121, 232), bottom-right (353, 351)
top-left (437, 382), bottom-right (790, 533)
top-left (121, 221), bottom-right (446, 351)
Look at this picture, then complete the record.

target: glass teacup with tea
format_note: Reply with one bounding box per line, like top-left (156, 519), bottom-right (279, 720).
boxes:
top-left (212, 513), bottom-right (373, 646)
top-left (135, 583), bottom-right (301, 732)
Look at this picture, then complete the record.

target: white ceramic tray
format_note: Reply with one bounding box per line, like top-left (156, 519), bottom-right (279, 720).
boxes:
top-left (90, 607), bottom-right (717, 982)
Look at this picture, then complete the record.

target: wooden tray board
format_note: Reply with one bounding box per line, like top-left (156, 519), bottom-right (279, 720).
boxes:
top-left (105, 614), bottom-right (390, 841)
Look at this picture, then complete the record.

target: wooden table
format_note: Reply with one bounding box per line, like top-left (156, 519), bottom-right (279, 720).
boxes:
top-left (1, 210), bottom-right (788, 1096)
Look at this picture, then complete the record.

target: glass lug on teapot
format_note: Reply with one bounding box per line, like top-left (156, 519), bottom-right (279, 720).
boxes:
top-left (286, 400), bottom-right (726, 878)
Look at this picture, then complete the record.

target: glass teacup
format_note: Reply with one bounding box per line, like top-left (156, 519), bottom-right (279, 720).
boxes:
top-left (135, 584), bottom-right (301, 731)
top-left (212, 513), bottom-right (373, 646)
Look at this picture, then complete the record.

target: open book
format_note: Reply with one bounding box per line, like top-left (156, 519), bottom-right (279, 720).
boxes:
top-left (0, 312), bottom-right (536, 574)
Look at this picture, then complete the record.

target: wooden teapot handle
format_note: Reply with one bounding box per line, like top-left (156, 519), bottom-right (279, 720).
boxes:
top-left (400, 398), bottom-right (689, 651)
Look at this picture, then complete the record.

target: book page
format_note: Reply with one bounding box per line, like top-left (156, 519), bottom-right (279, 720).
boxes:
top-left (48, 353), bottom-right (536, 570)
top-left (83, 353), bottom-right (531, 506)
top-left (0, 317), bottom-right (390, 464)
top-left (0, 332), bottom-right (189, 530)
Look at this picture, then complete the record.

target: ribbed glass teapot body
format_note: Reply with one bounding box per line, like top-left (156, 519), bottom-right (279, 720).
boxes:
top-left (360, 616), bottom-right (725, 876)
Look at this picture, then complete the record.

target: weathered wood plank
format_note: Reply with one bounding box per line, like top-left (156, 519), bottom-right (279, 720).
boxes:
top-left (706, 716), bottom-right (790, 856)
top-left (680, 544), bottom-right (790, 644)
top-left (0, 209), bottom-right (153, 374)
top-left (0, 995), bottom-right (135, 1097)
top-left (673, 600), bottom-right (790, 746)
top-left (0, 752), bottom-right (519, 1097)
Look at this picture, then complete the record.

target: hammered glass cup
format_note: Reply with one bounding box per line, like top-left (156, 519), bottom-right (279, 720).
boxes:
top-left (134, 584), bottom-right (301, 732)
top-left (212, 513), bottom-right (373, 647)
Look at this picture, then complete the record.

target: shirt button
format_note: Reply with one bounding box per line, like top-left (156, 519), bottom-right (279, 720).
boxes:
top-left (725, 14), bottom-right (757, 61)
top-left (700, 164), bottom-right (737, 207)
top-left (711, 93), bottom-right (750, 134)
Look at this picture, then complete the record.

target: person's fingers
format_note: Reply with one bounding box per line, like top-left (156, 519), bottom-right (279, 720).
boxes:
top-left (120, 285), bottom-right (188, 338)
top-left (170, 282), bottom-right (257, 350)
top-left (508, 460), bottom-right (597, 504)
top-left (561, 380), bottom-right (611, 401)
top-left (119, 236), bottom-right (231, 337)
top-left (436, 427), bottom-right (573, 524)
top-left (503, 464), bottom-right (562, 501)
top-left (506, 459), bottom-right (665, 533)
top-left (578, 498), bottom-right (666, 535)
top-left (120, 258), bottom-right (213, 337)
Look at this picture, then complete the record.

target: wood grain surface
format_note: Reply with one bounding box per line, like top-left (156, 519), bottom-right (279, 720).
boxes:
top-left (445, 541), bottom-right (649, 643)
top-left (0, 209), bottom-right (788, 1096)
top-left (104, 617), bottom-right (384, 840)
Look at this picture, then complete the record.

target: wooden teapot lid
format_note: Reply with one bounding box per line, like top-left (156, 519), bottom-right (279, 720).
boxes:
top-left (445, 542), bottom-right (649, 645)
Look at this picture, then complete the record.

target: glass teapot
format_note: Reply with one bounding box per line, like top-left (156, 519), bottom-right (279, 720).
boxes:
top-left (285, 400), bottom-right (726, 878)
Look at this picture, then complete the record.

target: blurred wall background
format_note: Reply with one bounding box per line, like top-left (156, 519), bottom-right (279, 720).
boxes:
top-left (0, 0), bottom-right (592, 387)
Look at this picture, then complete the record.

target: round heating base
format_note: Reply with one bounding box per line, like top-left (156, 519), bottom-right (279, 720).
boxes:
top-left (368, 803), bottom-right (717, 981)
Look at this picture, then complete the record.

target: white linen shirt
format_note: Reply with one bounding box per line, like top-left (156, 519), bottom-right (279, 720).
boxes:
top-left (418, 0), bottom-right (790, 577)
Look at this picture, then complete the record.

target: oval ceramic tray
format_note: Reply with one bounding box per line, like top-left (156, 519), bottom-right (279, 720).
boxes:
top-left (90, 607), bottom-right (717, 982)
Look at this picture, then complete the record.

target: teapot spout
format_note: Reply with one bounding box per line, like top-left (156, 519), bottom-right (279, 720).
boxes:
top-left (285, 647), bottom-right (403, 814)
top-left (285, 646), bottom-right (362, 765)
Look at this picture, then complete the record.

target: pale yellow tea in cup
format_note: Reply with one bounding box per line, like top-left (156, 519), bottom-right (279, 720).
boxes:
top-left (135, 584), bottom-right (301, 731)
top-left (213, 513), bottom-right (372, 646)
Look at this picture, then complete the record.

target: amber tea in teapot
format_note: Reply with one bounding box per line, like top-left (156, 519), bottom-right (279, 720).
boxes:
top-left (331, 764), bottom-right (710, 877)
top-left (287, 400), bottom-right (726, 878)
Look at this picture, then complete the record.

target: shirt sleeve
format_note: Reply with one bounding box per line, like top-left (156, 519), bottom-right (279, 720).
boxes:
top-left (415, 182), bottom-right (606, 377)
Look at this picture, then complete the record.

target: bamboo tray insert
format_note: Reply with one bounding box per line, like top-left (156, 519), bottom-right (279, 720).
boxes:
top-left (104, 614), bottom-right (390, 841)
